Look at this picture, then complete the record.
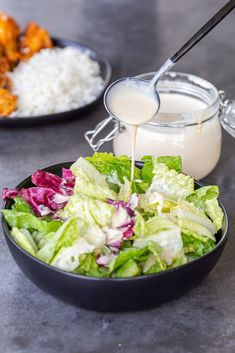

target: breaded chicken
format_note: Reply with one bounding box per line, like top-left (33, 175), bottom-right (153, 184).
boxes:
top-left (0, 73), bottom-right (12, 89)
top-left (0, 87), bottom-right (17, 116)
top-left (0, 12), bottom-right (20, 66)
top-left (0, 55), bottom-right (10, 73)
top-left (20, 21), bottom-right (52, 60)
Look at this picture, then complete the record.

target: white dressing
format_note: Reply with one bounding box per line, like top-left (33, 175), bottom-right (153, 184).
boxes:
top-left (106, 81), bottom-right (159, 125)
top-left (113, 92), bottom-right (221, 180)
top-left (106, 80), bottom-right (159, 181)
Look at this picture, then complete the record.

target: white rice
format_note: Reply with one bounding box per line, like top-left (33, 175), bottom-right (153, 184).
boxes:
top-left (9, 47), bottom-right (105, 117)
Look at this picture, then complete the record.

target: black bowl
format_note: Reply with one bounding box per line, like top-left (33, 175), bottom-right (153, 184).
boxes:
top-left (0, 38), bottom-right (112, 127)
top-left (1, 162), bottom-right (228, 311)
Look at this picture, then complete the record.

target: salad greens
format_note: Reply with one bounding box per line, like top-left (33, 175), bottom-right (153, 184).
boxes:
top-left (2, 153), bottom-right (224, 278)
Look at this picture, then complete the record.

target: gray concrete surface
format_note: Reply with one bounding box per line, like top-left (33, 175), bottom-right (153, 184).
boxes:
top-left (0, 0), bottom-right (235, 352)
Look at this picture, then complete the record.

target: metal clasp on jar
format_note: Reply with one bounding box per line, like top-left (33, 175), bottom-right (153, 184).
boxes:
top-left (219, 90), bottom-right (235, 138)
top-left (84, 116), bottom-right (124, 152)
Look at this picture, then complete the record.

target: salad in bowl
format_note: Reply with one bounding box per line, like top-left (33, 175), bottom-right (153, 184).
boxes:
top-left (2, 153), bottom-right (224, 278)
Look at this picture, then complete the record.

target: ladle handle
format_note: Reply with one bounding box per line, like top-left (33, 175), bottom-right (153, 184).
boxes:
top-left (171, 0), bottom-right (235, 64)
top-left (150, 0), bottom-right (235, 87)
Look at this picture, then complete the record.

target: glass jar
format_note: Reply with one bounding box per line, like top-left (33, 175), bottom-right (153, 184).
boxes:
top-left (85, 72), bottom-right (235, 180)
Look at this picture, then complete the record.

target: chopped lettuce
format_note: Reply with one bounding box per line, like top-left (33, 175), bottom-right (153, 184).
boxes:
top-left (75, 253), bottom-right (105, 277)
top-left (155, 156), bottom-right (182, 173)
top-left (11, 227), bottom-right (37, 256)
top-left (141, 155), bottom-right (182, 185)
top-left (2, 152), bottom-right (224, 278)
top-left (182, 233), bottom-right (215, 257)
top-left (12, 196), bottom-right (35, 214)
top-left (2, 209), bottom-right (62, 233)
top-left (142, 243), bottom-right (166, 274)
top-left (38, 217), bottom-right (105, 271)
top-left (108, 247), bottom-right (149, 273)
top-left (60, 194), bottom-right (114, 227)
top-left (73, 167), bottom-right (116, 201)
top-left (86, 152), bottom-right (140, 187)
top-left (133, 211), bottom-right (145, 237)
top-left (36, 217), bottom-right (84, 264)
top-left (118, 177), bottom-right (132, 202)
top-left (70, 157), bottom-right (108, 187)
top-left (150, 163), bottom-right (194, 201)
top-left (140, 156), bottom-right (155, 185)
top-left (116, 259), bottom-right (141, 277)
top-left (171, 199), bottom-right (216, 241)
top-left (138, 190), bottom-right (164, 214)
top-left (205, 198), bottom-right (224, 232)
top-left (187, 186), bottom-right (223, 231)
top-left (133, 215), bottom-right (183, 265)
top-left (187, 185), bottom-right (219, 207)
top-left (32, 230), bottom-right (55, 250)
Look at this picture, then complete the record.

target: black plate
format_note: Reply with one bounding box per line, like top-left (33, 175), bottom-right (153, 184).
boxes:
top-left (1, 162), bottom-right (229, 311)
top-left (0, 38), bottom-right (112, 127)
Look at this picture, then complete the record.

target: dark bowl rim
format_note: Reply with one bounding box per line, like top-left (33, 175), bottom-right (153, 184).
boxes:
top-left (0, 36), bottom-right (112, 121)
top-left (1, 160), bottom-right (229, 283)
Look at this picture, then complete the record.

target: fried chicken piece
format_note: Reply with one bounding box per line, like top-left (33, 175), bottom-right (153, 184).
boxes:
top-left (0, 55), bottom-right (10, 73)
top-left (0, 73), bottom-right (12, 89)
top-left (20, 21), bottom-right (52, 60)
top-left (0, 87), bottom-right (17, 116)
top-left (0, 12), bottom-right (20, 67)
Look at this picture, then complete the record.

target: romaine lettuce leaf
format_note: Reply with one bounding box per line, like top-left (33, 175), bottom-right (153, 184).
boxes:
top-left (141, 155), bottom-right (182, 185)
top-left (187, 186), bottom-right (223, 231)
top-left (86, 152), bottom-right (140, 186)
top-left (36, 217), bottom-right (84, 264)
top-left (50, 237), bottom-right (95, 272)
top-left (37, 216), bottom-right (106, 270)
top-left (138, 190), bottom-right (164, 214)
top-left (37, 217), bottom-right (103, 270)
top-left (115, 259), bottom-right (141, 277)
top-left (133, 211), bottom-right (145, 237)
top-left (182, 233), bottom-right (215, 257)
top-left (133, 215), bottom-right (183, 265)
top-left (178, 219), bottom-right (215, 241)
top-left (150, 163), bottom-right (194, 201)
top-left (187, 185), bottom-right (219, 208)
top-left (31, 230), bottom-right (55, 250)
top-left (132, 179), bottom-right (149, 194)
top-left (155, 156), bottom-right (182, 173)
top-left (205, 198), bottom-right (224, 232)
top-left (71, 156), bottom-right (114, 199)
top-left (12, 196), bottom-right (35, 214)
top-left (140, 156), bottom-right (155, 184)
top-left (60, 194), bottom-right (114, 227)
top-left (75, 176), bottom-right (116, 201)
top-left (118, 177), bottom-right (132, 202)
top-left (171, 199), bottom-right (216, 241)
top-left (109, 247), bottom-right (149, 273)
top-left (11, 227), bottom-right (37, 255)
top-left (2, 209), bottom-right (62, 234)
top-left (76, 253), bottom-right (106, 277)
top-left (142, 243), bottom-right (166, 274)
top-left (70, 157), bottom-right (108, 187)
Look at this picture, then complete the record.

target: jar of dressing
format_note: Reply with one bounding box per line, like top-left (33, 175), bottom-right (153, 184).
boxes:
top-left (85, 72), bottom-right (235, 180)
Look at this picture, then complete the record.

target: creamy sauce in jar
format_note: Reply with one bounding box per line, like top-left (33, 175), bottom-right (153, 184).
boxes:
top-left (113, 92), bottom-right (222, 180)
top-left (159, 93), bottom-right (206, 113)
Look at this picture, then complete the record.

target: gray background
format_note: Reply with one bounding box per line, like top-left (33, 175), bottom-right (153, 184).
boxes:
top-left (0, 0), bottom-right (235, 352)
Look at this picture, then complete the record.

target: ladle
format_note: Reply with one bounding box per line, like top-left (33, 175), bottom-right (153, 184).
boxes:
top-left (104, 0), bottom-right (235, 121)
